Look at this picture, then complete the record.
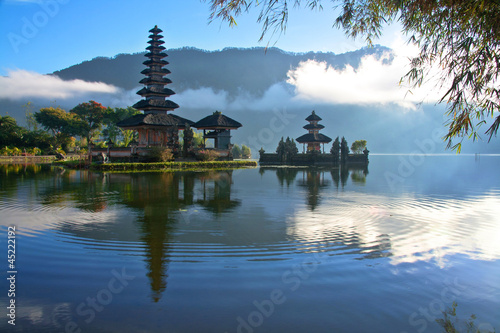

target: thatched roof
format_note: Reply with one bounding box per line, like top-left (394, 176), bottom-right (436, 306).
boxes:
top-left (117, 113), bottom-right (194, 128)
top-left (146, 45), bottom-right (166, 51)
top-left (194, 111), bottom-right (242, 129)
top-left (303, 123), bottom-right (325, 130)
top-left (143, 59), bottom-right (169, 67)
top-left (133, 99), bottom-right (179, 111)
top-left (148, 34), bottom-right (164, 40)
top-left (136, 87), bottom-right (176, 97)
top-left (145, 52), bottom-right (168, 59)
top-left (305, 110), bottom-right (322, 122)
top-left (139, 77), bottom-right (172, 85)
top-left (141, 68), bottom-right (171, 76)
top-left (296, 133), bottom-right (332, 144)
top-left (147, 39), bottom-right (165, 45)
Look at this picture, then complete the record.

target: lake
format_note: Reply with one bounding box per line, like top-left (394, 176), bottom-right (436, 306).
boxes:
top-left (1, 155), bottom-right (499, 333)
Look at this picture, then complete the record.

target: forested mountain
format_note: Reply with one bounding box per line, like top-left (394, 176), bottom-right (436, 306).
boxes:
top-left (53, 46), bottom-right (391, 95)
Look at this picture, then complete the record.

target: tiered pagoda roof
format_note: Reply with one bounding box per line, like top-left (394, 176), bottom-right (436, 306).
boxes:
top-left (132, 25), bottom-right (179, 114)
top-left (296, 111), bottom-right (332, 144)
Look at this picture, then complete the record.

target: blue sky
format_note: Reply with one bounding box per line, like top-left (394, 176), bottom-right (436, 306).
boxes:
top-left (0, 0), bottom-right (402, 76)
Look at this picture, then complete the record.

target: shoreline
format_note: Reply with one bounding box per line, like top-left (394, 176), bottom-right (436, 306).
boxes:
top-left (53, 160), bottom-right (258, 172)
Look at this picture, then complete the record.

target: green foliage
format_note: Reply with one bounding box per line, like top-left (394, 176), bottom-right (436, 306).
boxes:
top-left (0, 116), bottom-right (52, 152)
top-left (196, 149), bottom-right (219, 161)
top-left (122, 130), bottom-right (137, 147)
top-left (436, 302), bottom-right (495, 333)
top-left (147, 146), bottom-right (174, 162)
top-left (70, 100), bottom-right (111, 143)
top-left (232, 144), bottom-right (242, 158)
top-left (241, 144), bottom-right (252, 159)
top-left (35, 107), bottom-right (77, 136)
top-left (206, 0), bottom-right (500, 151)
top-left (55, 147), bottom-right (66, 156)
top-left (276, 137), bottom-right (298, 163)
top-left (102, 106), bottom-right (141, 147)
top-left (24, 101), bottom-right (38, 131)
top-left (340, 137), bottom-right (349, 163)
top-left (0, 116), bottom-right (23, 147)
top-left (192, 131), bottom-right (205, 148)
top-left (350, 140), bottom-right (367, 154)
top-left (90, 160), bottom-right (258, 172)
top-left (330, 136), bottom-right (340, 161)
top-left (1, 147), bottom-right (20, 156)
top-left (23, 130), bottom-right (52, 152)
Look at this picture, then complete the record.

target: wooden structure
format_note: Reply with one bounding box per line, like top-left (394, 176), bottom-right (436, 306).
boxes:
top-left (117, 26), bottom-right (193, 150)
top-left (296, 111), bottom-right (332, 153)
top-left (194, 111), bottom-right (242, 150)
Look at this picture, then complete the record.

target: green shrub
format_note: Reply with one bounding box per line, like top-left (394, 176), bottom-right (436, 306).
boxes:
top-left (196, 149), bottom-right (219, 161)
top-left (89, 160), bottom-right (258, 172)
top-left (147, 147), bottom-right (174, 162)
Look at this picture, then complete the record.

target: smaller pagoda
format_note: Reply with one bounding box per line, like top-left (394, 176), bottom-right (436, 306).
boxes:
top-left (296, 111), bottom-right (332, 153)
top-left (194, 111), bottom-right (242, 150)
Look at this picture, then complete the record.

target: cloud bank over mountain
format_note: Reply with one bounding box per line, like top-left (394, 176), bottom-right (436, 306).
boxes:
top-left (0, 69), bottom-right (118, 100)
top-left (1, 46), bottom-right (497, 153)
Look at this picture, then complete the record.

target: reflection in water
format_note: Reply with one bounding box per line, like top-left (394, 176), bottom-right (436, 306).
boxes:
top-left (261, 165), bottom-right (370, 210)
top-left (1, 159), bottom-right (499, 333)
top-left (196, 171), bottom-right (240, 214)
top-left (0, 166), bottom-right (237, 302)
top-left (297, 170), bottom-right (330, 210)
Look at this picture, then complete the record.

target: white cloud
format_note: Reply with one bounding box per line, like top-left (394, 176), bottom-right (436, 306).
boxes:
top-left (286, 41), bottom-right (442, 109)
top-left (175, 87), bottom-right (229, 110)
top-left (0, 69), bottom-right (119, 100)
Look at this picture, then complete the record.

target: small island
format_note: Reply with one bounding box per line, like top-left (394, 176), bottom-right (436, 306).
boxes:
top-left (259, 111), bottom-right (369, 166)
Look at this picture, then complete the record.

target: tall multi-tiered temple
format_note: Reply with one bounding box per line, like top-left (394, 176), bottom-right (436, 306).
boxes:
top-left (296, 111), bottom-right (332, 153)
top-left (117, 26), bottom-right (194, 149)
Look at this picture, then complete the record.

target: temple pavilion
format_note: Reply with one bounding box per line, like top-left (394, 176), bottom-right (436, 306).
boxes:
top-left (296, 111), bottom-right (332, 153)
top-left (117, 26), bottom-right (194, 149)
top-left (194, 111), bottom-right (242, 150)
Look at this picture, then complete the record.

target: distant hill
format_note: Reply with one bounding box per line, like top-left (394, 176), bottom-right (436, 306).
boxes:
top-left (53, 46), bottom-right (392, 96)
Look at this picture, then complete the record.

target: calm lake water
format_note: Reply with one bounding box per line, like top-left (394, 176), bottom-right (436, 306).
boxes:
top-left (0, 155), bottom-right (499, 333)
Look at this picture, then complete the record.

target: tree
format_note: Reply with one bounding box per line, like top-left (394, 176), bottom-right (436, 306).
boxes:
top-left (24, 102), bottom-right (38, 131)
top-left (232, 144), bottom-right (242, 158)
top-left (276, 137), bottom-right (285, 160)
top-left (241, 144), bottom-right (252, 158)
top-left (0, 115), bottom-right (23, 147)
top-left (330, 136), bottom-right (340, 162)
top-left (34, 107), bottom-right (72, 136)
top-left (205, 0), bottom-right (500, 151)
top-left (70, 101), bottom-right (111, 144)
top-left (101, 107), bottom-right (141, 147)
top-left (340, 136), bottom-right (349, 163)
top-left (285, 138), bottom-right (298, 157)
top-left (350, 140), bottom-right (367, 154)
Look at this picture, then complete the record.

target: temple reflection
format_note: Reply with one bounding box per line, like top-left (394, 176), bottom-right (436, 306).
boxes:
top-left (0, 166), bottom-right (238, 302)
top-left (196, 171), bottom-right (240, 214)
top-left (261, 165), bottom-right (370, 210)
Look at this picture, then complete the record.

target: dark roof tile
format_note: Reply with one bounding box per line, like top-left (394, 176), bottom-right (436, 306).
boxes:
top-left (194, 111), bottom-right (242, 129)
top-left (296, 133), bottom-right (332, 143)
top-left (117, 113), bottom-right (194, 128)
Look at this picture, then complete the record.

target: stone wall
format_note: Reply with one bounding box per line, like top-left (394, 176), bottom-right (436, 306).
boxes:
top-left (259, 152), bottom-right (368, 166)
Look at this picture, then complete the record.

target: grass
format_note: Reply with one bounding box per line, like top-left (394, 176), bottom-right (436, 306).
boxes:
top-left (53, 160), bottom-right (258, 172)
